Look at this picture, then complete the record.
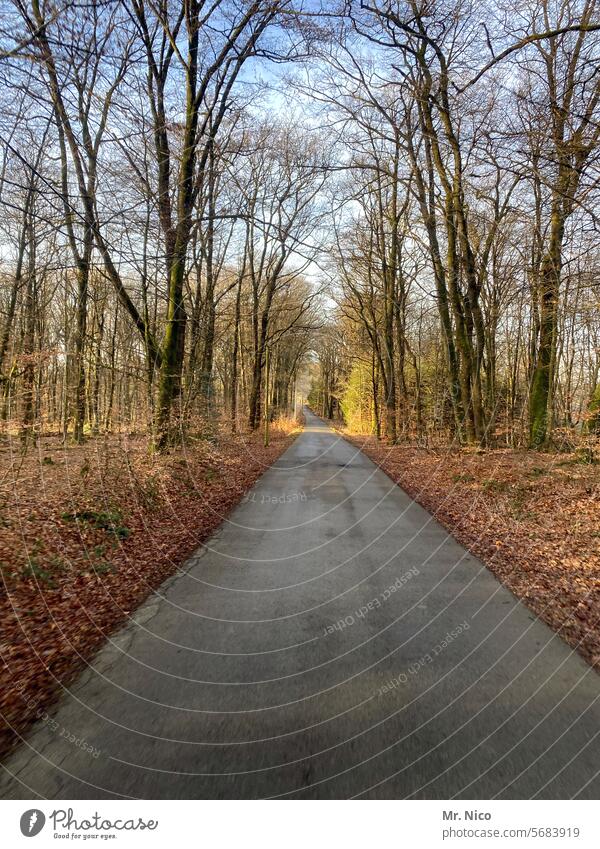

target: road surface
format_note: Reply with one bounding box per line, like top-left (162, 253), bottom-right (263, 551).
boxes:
top-left (1, 409), bottom-right (599, 799)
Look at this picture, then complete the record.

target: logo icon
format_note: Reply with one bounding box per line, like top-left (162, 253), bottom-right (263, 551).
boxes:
top-left (20, 810), bottom-right (46, 837)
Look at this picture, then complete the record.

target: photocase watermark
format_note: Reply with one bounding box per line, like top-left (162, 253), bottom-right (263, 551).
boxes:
top-left (20, 809), bottom-right (46, 837)
top-left (51, 808), bottom-right (158, 835)
top-left (19, 807), bottom-right (158, 839)
top-left (378, 620), bottom-right (471, 696)
top-left (323, 567), bottom-right (420, 636)
top-left (242, 490), bottom-right (308, 505)
top-left (15, 681), bottom-right (101, 759)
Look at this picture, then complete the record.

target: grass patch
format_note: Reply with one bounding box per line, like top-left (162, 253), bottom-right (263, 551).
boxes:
top-left (21, 556), bottom-right (67, 588)
top-left (481, 478), bottom-right (510, 493)
top-left (508, 484), bottom-right (532, 520)
top-left (452, 472), bottom-right (476, 484)
top-left (62, 508), bottom-right (131, 540)
top-left (91, 560), bottom-right (117, 576)
top-left (557, 449), bottom-right (598, 467)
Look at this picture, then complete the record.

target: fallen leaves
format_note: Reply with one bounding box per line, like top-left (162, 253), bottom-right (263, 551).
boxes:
top-left (344, 435), bottom-right (600, 671)
top-left (0, 425), bottom-right (295, 760)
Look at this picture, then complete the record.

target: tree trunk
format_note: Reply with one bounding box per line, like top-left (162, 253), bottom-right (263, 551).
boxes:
top-left (529, 195), bottom-right (565, 448)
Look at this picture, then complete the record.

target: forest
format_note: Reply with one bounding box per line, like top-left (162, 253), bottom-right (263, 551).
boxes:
top-left (305, 3), bottom-right (600, 452)
top-left (1, 0), bottom-right (600, 781)
top-left (0, 0), bottom-right (598, 451)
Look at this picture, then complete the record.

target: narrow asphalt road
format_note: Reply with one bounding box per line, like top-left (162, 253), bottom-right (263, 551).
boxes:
top-left (1, 409), bottom-right (599, 799)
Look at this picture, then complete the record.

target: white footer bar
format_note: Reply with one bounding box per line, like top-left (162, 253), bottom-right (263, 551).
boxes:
top-left (0, 800), bottom-right (596, 847)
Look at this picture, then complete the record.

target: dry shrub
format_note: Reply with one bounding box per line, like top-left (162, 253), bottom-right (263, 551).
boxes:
top-left (270, 412), bottom-right (304, 437)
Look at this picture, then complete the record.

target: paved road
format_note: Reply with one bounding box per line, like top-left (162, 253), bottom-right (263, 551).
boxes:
top-left (1, 409), bottom-right (599, 799)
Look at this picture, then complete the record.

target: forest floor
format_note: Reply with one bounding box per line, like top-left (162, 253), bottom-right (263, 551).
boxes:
top-left (0, 419), bottom-right (300, 761)
top-left (343, 432), bottom-right (600, 671)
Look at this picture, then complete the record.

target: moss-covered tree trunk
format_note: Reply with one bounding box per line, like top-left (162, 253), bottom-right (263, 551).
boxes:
top-left (155, 256), bottom-right (188, 450)
top-left (529, 193), bottom-right (566, 448)
top-left (72, 249), bottom-right (91, 443)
